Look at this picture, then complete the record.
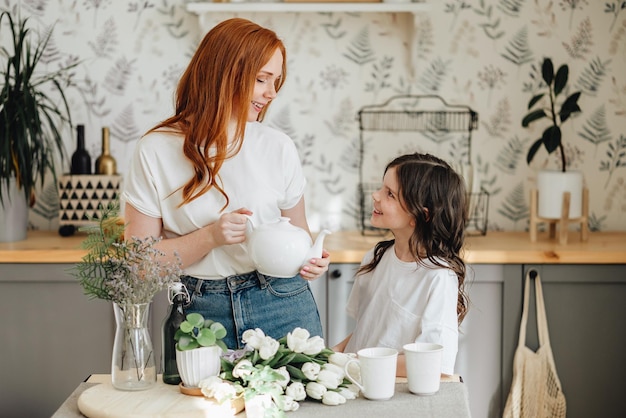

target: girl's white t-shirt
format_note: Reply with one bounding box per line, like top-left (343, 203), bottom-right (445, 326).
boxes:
top-left (345, 246), bottom-right (460, 375)
top-left (122, 122), bottom-right (306, 280)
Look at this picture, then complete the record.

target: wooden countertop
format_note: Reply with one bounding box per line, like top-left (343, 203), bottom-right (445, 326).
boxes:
top-left (1, 230), bottom-right (625, 264)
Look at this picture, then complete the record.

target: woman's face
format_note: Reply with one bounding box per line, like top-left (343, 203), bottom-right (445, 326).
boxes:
top-left (371, 166), bottom-right (414, 233)
top-left (247, 48), bottom-right (283, 122)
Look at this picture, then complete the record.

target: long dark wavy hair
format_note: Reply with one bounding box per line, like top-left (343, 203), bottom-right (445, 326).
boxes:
top-left (357, 153), bottom-right (469, 324)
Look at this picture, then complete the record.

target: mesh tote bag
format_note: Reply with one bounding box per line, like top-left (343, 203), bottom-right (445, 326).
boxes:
top-left (503, 270), bottom-right (566, 418)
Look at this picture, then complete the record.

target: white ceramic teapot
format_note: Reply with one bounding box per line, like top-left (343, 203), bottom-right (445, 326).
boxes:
top-left (246, 217), bottom-right (331, 278)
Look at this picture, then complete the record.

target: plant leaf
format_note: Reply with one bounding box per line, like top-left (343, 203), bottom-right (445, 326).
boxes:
top-left (526, 138), bottom-right (543, 164)
top-left (554, 65), bottom-right (569, 96)
top-left (528, 93), bottom-right (545, 110)
top-left (541, 58), bottom-right (554, 85)
top-left (186, 313), bottom-right (205, 328)
top-left (542, 126), bottom-right (562, 153)
top-left (559, 91), bottom-right (582, 123)
top-left (197, 328), bottom-right (217, 346)
top-left (522, 109), bottom-right (547, 127)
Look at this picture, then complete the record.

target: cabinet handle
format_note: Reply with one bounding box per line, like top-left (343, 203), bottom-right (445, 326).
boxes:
top-left (330, 269), bottom-right (342, 279)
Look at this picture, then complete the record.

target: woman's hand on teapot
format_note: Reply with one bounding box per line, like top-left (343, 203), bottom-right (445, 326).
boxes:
top-left (208, 207), bottom-right (253, 246)
top-left (299, 249), bottom-right (330, 281)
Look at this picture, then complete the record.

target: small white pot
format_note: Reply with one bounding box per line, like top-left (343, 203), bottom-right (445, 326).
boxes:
top-left (176, 346), bottom-right (222, 388)
top-left (0, 178), bottom-right (28, 243)
top-left (537, 170), bottom-right (584, 219)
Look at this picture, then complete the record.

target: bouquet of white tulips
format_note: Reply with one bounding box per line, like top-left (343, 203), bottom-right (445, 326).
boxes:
top-left (198, 327), bottom-right (359, 417)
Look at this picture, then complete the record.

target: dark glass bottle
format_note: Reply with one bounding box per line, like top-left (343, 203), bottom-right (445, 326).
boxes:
top-left (95, 127), bottom-right (117, 175)
top-left (162, 282), bottom-right (189, 385)
top-left (70, 125), bottom-right (91, 174)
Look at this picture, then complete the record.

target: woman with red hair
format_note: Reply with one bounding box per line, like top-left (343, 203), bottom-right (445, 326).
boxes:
top-left (123, 18), bottom-right (328, 349)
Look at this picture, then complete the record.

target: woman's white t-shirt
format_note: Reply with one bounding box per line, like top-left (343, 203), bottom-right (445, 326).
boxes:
top-left (122, 122), bottom-right (306, 280)
top-left (345, 246), bottom-right (460, 375)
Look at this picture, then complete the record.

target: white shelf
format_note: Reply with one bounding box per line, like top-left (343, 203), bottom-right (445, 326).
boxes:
top-left (186, 2), bottom-right (429, 15)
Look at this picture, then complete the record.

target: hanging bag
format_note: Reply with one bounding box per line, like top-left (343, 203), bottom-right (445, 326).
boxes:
top-left (503, 270), bottom-right (566, 418)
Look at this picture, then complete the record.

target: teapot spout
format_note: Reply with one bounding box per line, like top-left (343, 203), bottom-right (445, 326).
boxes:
top-left (305, 229), bottom-right (331, 261)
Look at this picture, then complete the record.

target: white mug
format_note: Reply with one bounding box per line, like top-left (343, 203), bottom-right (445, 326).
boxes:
top-left (344, 347), bottom-right (398, 400)
top-left (403, 342), bottom-right (443, 395)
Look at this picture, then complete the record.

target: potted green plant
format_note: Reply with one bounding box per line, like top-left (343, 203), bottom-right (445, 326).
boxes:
top-left (175, 312), bottom-right (228, 388)
top-left (0, 11), bottom-right (75, 242)
top-left (522, 57), bottom-right (583, 219)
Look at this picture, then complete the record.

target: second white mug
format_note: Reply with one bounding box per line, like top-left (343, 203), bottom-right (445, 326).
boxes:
top-left (403, 342), bottom-right (443, 395)
top-left (344, 347), bottom-right (398, 400)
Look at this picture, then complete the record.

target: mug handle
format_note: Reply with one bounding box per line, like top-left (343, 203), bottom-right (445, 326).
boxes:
top-left (344, 359), bottom-right (364, 393)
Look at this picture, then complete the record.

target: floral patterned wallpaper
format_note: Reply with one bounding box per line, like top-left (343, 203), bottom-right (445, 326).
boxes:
top-left (4, 0), bottom-right (625, 233)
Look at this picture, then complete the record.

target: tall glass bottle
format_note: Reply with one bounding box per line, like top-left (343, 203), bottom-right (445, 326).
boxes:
top-left (95, 126), bottom-right (117, 175)
top-left (162, 282), bottom-right (189, 385)
top-left (70, 124), bottom-right (91, 174)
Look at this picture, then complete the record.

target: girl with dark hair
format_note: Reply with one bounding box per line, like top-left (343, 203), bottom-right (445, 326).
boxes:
top-left (334, 153), bottom-right (469, 377)
top-left (122, 18), bottom-right (328, 349)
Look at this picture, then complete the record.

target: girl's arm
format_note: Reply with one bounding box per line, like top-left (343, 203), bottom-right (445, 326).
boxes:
top-left (332, 333), bottom-right (352, 352)
top-left (124, 203), bottom-right (251, 268)
top-left (281, 197), bottom-right (330, 281)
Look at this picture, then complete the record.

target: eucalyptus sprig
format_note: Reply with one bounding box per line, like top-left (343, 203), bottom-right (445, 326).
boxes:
top-left (72, 200), bottom-right (183, 304)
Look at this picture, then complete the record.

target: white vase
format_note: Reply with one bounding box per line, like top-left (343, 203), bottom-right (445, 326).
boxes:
top-left (176, 345), bottom-right (222, 388)
top-left (0, 178), bottom-right (28, 242)
top-left (537, 170), bottom-right (584, 219)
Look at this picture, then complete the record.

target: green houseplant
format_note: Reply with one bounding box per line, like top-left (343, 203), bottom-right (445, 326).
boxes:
top-left (522, 58), bottom-right (584, 220)
top-left (0, 11), bottom-right (75, 241)
top-left (175, 312), bottom-right (228, 388)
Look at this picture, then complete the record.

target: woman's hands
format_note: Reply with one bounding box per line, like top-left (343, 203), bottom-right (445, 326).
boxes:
top-left (207, 207), bottom-right (252, 247)
top-left (300, 248), bottom-right (330, 281)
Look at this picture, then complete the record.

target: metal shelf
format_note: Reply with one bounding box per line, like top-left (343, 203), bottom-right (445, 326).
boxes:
top-left (186, 2), bottom-right (429, 15)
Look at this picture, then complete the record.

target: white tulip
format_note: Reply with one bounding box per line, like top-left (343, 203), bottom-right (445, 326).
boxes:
top-left (242, 328), bottom-right (265, 350)
top-left (305, 381), bottom-right (327, 400)
top-left (303, 335), bottom-right (325, 355)
top-left (317, 369), bottom-right (342, 390)
top-left (275, 366), bottom-right (290, 388)
top-left (258, 335), bottom-right (279, 360)
top-left (301, 361), bottom-right (321, 380)
top-left (282, 396), bottom-right (300, 412)
top-left (286, 327), bottom-right (311, 353)
top-left (285, 382), bottom-right (307, 401)
top-left (328, 352), bottom-right (353, 368)
top-left (322, 363), bottom-right (345, 380)
top-left (232, 359), bottom-right (253, 379)
top-left (338, 386), bottom-right (357, 400)
top-left (322, 390), bottom-right (347, 406)
top-left (198, 375), bottom-right (223, 398)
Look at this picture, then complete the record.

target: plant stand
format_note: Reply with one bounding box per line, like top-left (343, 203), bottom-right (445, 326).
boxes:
top-left (529, 188), bottom-right (589, 245)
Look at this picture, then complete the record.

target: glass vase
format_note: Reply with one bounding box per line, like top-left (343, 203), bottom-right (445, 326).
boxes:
top-left (111, 302), bottom-right (157, 391)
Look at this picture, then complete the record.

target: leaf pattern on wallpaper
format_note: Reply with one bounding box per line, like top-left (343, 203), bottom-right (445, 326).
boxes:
top-left (31, 182), bottom-right (59, 225)
top-left (475, 155), bottom-right (501, 196)
top-left (155, 1), bottom-right (190, 39)
top-left (498, 0), bottom-right (524, 17)
top-left (110, 104), bottom-right (141, 144)
top-left (608, 76), bottom-right (626, 116)
top-left (495, 135), bottom-right (527, 174)
top-left (450, 20), bottom-right (480, 58)
top-left (472, 0), bottom-right (505, 40)
top-left (599, 134), bottom-right (626, 188)
top-left (497, 182), bottom-right (529, 224)
top-left (365, 56), bottom-right (393, 100)
top-left (579, 105), bottom-right (612, 150)
top-left (576, 56), bottom-right (611, 97)
top-left (563, 16), bottom-right (592, 59)
top-left (343, 26), bottom-right (375, 66)
top-left (339, 136), bottom-right (362, 175)
top-left (76, 75), bottom-right (112, 118)
top-left (88, 17), bottom-right (117, 59)
top-left (608, 18), bottom-right (626, 58)
top-left (587, 212), bottom-right (606, 232)
top-left (413, 13), bottom-right (434, 61)
top-left (321, 17), bottom-right (347, 40)
top-left (530, 0), bottom-right (558, 38)
top-left (417, 57), bottom-right (450, 93)
top-left (444, 0), bottom-right (472, 29)
top-left (501, 26), bottom-right (534, 67)
top-left (128, 1), bottom-right (155, 31)
top-left (103, 56), bottom-right (135, 96)
top-left (38, 25), bottom-right (63, 65)
top-left (482, 98), bottom-right (511, 139)
top-left (605, 1), bottom-right (626, 32)
top-left (603, 174), bottom-right (626, 215)
top-left (84, 0), bottom-right (112, 26)
top-left (325, 98), bottom-right (355, 139)
top-left (559, 0), bottom-right (587, 30)
top-left (477, 65), bottom-right (506, 106)
top-left (521, 58), bottom-right (547, 95)
top-left (314, 155), bottom-right (346, 195)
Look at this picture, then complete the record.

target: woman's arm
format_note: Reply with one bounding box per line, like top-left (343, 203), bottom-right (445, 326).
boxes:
top-left (332, 334), bottom-right (352, 353)
top-left (281, 197), bottom-right (330, 281)
top-left (124, 202), bottom-right (251, 269)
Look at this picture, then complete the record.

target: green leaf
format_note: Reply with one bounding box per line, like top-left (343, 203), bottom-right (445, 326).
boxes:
top-left (179, 321), bottom-right (194, 333)
top-left (527, 93), bottom-right (545, 110)
top-left (196, 328), bottom-right (217, 346)
top-left (526, 138), bottom-right (543, 164)
top-left (286, 364), bottom-right (308, 381)
top-left (559, 92), bottom-right (582, 123)
top-left (186, 313), bottom-right (205, 328)
top-left (542, 126), bottom-right (562, 153)
top-left (210, 322), bottom-right (227, 340)
top-left (522, 109), bottom-right (547, 127)
top-left (554, 65), bottom-right (569, 96)
top-left (541, 58), bottom-right (554, 85)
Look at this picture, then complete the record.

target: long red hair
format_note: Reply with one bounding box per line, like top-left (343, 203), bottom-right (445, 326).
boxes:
top-left (147, 18), bottom-right (287, 207)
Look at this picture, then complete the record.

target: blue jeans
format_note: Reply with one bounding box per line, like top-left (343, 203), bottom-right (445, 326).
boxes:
top-left (181, 271), bottom-right (323, 349)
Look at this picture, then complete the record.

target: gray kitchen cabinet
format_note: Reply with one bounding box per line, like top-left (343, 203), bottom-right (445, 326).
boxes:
top-left (323, 263), bottom-right (505, 418)
top-left (502, 264), bottom-right (626, 418)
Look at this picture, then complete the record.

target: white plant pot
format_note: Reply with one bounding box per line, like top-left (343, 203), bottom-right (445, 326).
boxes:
top-left (0, 178), bottom-right (28, 242)
top-left (537, 170), bottom-right (584, 219)
top-left (175, 346), bottom-right (222, 388)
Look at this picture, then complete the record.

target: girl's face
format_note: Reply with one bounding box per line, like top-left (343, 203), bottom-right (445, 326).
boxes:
top-left (371, 166), bottom-right (414, 233)
top-left (247, 48), bottom-right (283, 122)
